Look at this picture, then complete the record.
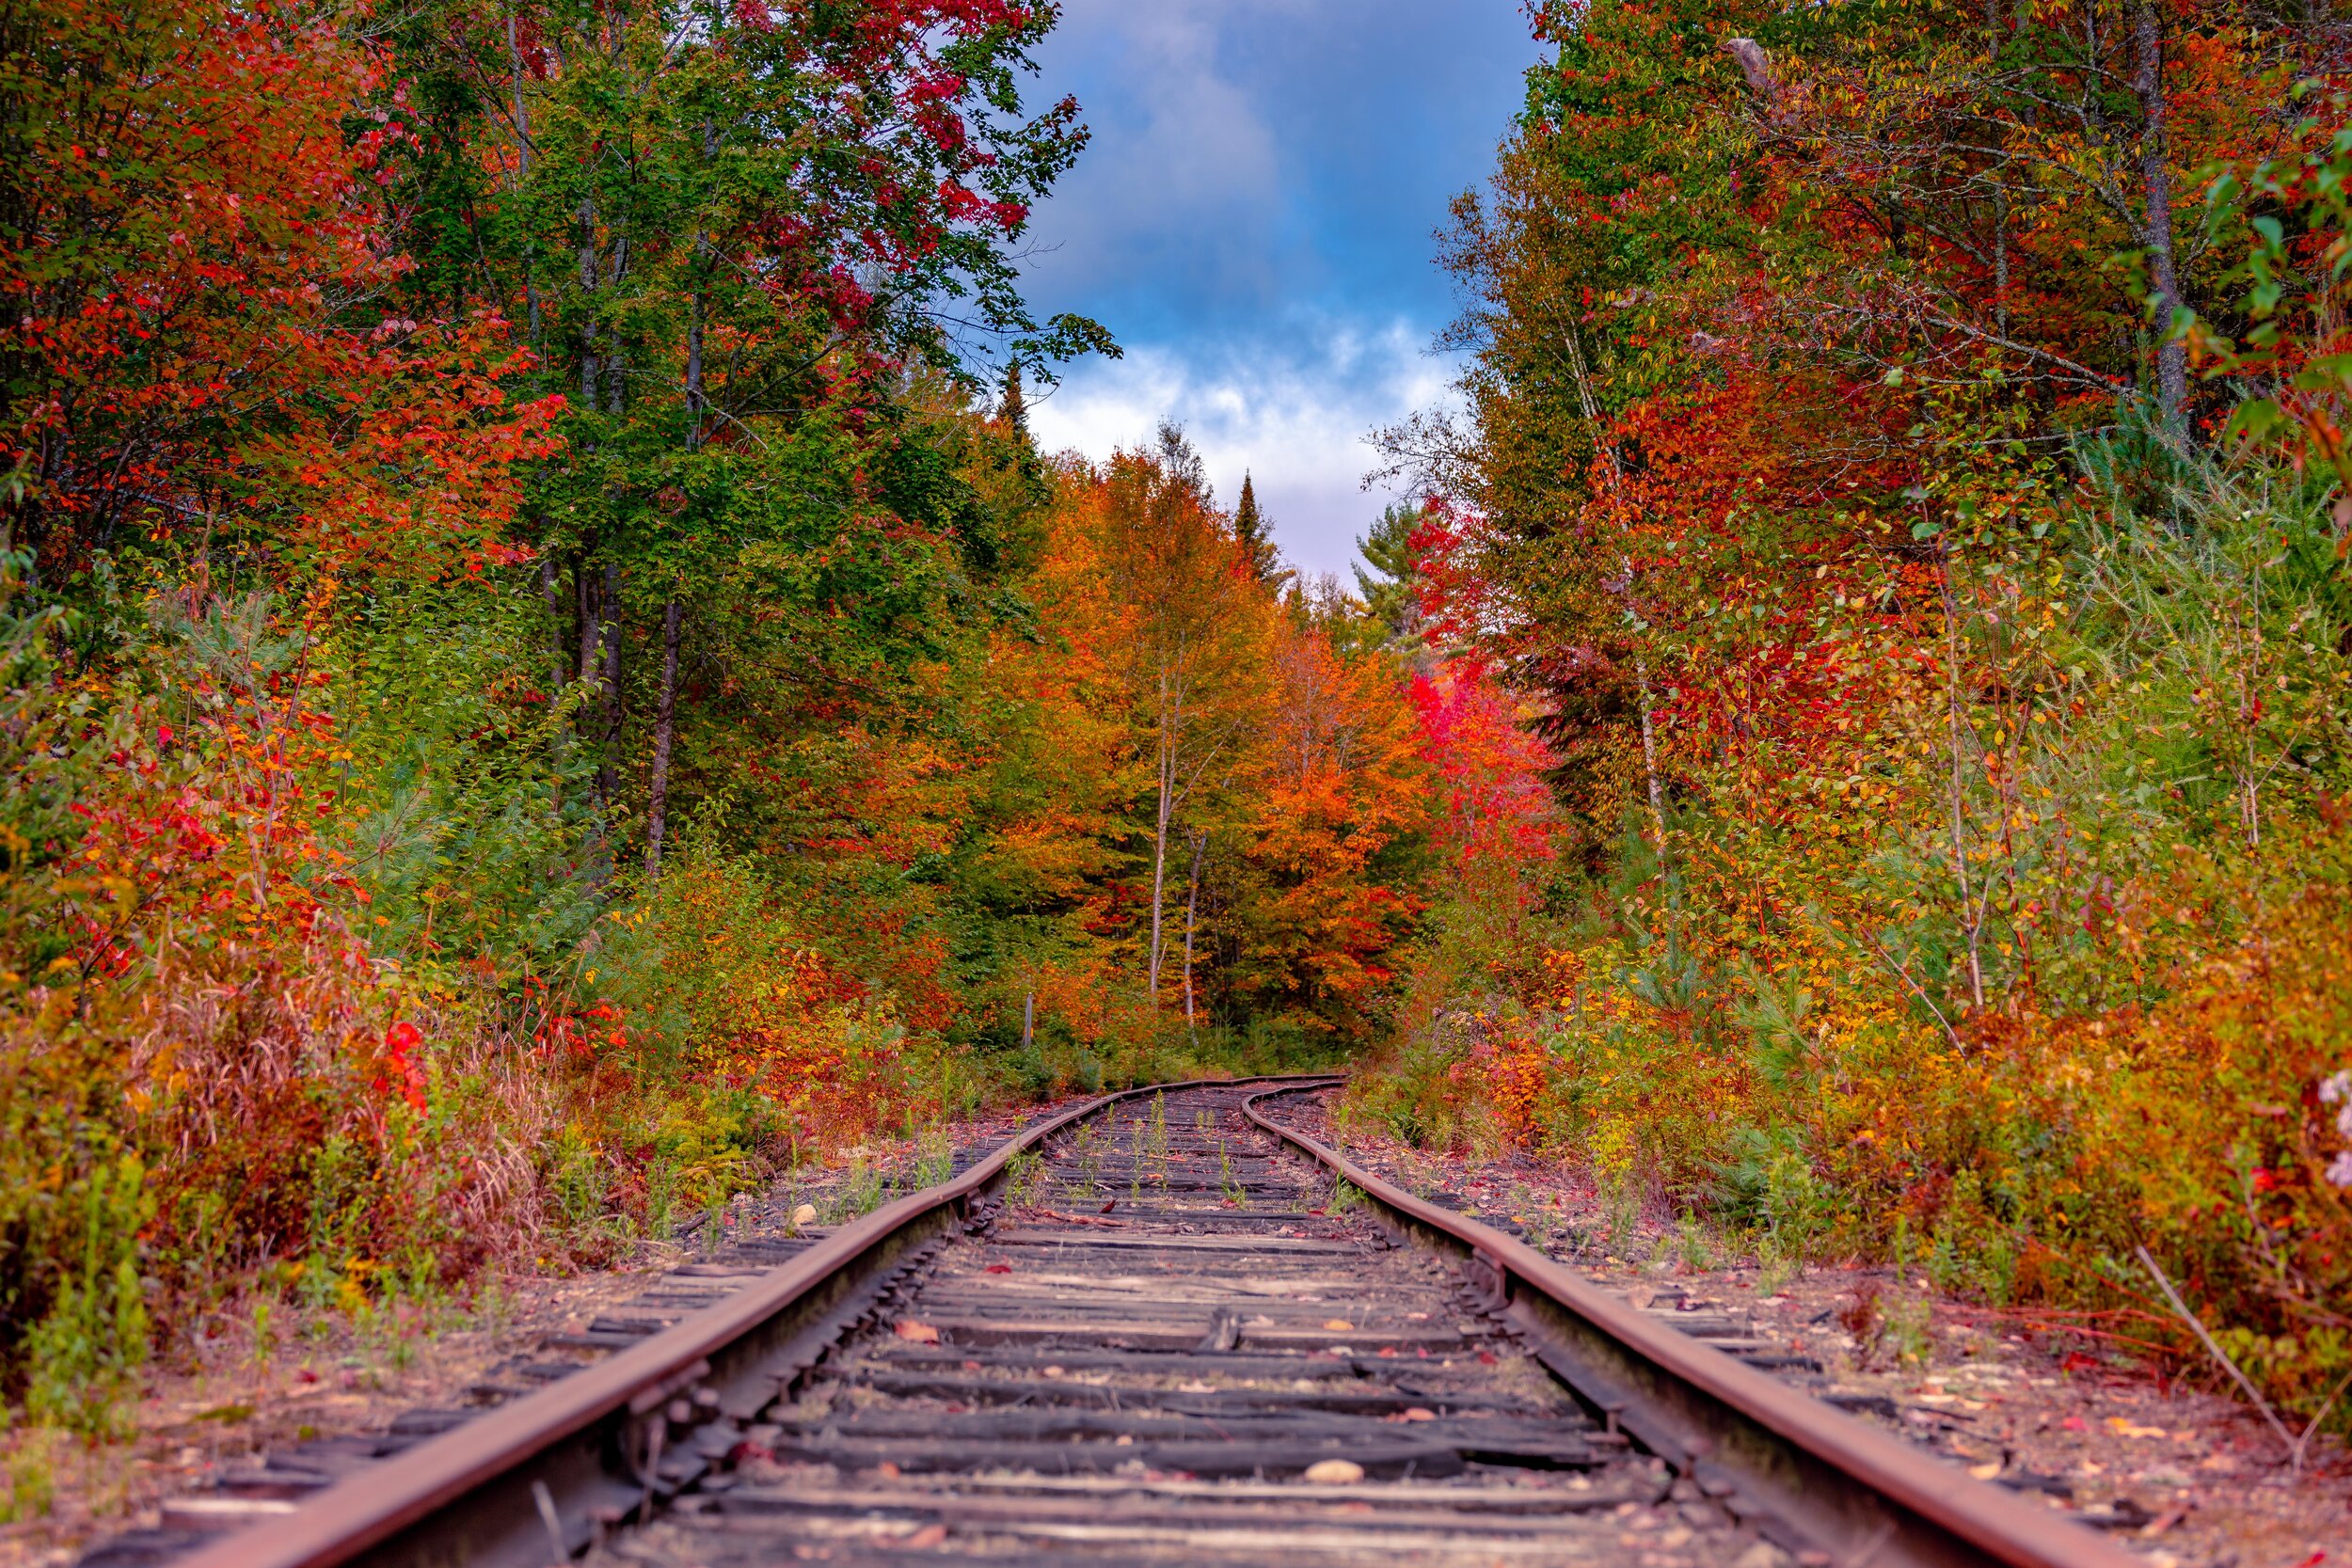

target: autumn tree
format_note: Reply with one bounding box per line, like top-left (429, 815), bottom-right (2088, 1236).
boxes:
top-left (1, 0), bottom-right (558, 581)
top-left (1216, 596), bottom-right (1431, 1037)
top-left (382, 0), bottom-right (1109, 871)
top-left (1086, 427), bottom-right (1263, 1007)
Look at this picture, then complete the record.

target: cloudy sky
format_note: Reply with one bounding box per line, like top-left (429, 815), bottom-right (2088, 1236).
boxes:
top-left (1011, 2), bottom-right (1540, 579)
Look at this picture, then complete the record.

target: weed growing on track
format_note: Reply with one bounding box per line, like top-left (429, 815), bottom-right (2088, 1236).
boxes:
top-left (1880, 1297), bottom-right (1934, 1367)
top-left (825, 1156), bottom-right (884, 1223)
top-left (914, 1127), bottom-right (954, 1189)
top-left (1003, 1150), bottom-right (1046, 1209)
top-left (1670, 1212), bottom-right (1717, 1273)
top-left (1216, 1138), bottom-right (1247, 1207)
top-left (1, 1432), bottom-right (56, 1525)
top-left (1070, 1124), bottom-right (1105, 1202)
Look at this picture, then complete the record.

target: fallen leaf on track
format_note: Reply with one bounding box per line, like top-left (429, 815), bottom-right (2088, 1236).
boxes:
top-left (1304, 1459), bottom-right (1364, 1484)
top-left (895, 1320), bottom-right (940, 1343)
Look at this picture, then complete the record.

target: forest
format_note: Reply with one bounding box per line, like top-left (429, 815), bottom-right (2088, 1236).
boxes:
top-left (2, 0), bottom-right (2350, 1475)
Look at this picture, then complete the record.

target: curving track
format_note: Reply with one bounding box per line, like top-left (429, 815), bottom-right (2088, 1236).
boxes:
top-left (161, 1077), bottom-right (2143, 1568)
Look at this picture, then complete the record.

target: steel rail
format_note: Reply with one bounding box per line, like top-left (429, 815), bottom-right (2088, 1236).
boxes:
top-left (175, 1073), bottom-right (1341, 1568)
top-left (169, 1071), bottom-right (2148, 1568)
top-left (1240, 1084), bottom-right (2144, 1568)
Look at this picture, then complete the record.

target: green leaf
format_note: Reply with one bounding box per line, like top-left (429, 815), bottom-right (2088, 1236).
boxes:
top-left (2226, 398), bottom-right (2284, 443)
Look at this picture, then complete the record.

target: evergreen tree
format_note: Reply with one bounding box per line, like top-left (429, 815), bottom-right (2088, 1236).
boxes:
top-left (1353, 502), bottom-right (1422, 641)
top-left (1232, 471), bottom-right (1283, 583)
top-left (1000, 364), bottom-right (1028, 435)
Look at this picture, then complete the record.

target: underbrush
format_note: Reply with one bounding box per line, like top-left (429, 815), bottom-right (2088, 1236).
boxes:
top-left (1348, 471), bottom-right (2352, 1430)
top-left (0, 557), bottom-right (1323, 1449)
top-left (1351, 832), bottom-right (2352, 1423)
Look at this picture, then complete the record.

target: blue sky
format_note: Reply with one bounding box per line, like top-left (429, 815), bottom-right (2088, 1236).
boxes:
top-left (1013, 1), bottom-right (1541, 579)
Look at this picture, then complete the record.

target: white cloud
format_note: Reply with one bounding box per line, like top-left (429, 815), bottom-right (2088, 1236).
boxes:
top-left (1021, 2), bottom-right (1295, 306)
top-left (1026, 315), bottom-right (1458, 579)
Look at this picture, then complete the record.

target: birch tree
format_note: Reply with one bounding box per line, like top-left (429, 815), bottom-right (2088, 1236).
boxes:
top-left (1099, 426), bottom-right (1271, 1006)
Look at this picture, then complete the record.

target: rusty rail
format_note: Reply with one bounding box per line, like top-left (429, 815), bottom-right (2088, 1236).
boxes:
top-left (167, 1073), bottom-right (2145, 1568)
top-left (173, 1074), bottom-right (1338, 1568)
top-left (1240, 1084), bottom-right (2142, 1568)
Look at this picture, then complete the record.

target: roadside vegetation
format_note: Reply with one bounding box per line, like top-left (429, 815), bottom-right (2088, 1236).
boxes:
top-left (1346, 0), bottom-right (2352, 1439)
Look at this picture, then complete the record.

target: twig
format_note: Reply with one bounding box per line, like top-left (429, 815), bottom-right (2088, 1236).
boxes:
top-left (2136, 1244), bottom-right (2299, 1463)
top-left (1852, 927), bottom-right (1964, 1052)
top-left (2292, 1367), bottom-right (2352, 1480)
top-left (1937, 1306), bottom-right (2181, 1357)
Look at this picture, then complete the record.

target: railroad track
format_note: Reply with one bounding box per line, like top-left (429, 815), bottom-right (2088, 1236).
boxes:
top-left (160, 1076), bottom-right (2141, 1568)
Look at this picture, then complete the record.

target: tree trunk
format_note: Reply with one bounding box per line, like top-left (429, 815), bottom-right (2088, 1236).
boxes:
top-left (1182, 830), bottom-right (1208, 1036)
top-left (538, 556), bottom-right (567, 817)
top-left (2131, 0), bottom-right (2188, 436)
top-left (1939, 552), bottom-right (1988, 1015)
top-left (1564, 325), bottom-right (1672, 851)
top-left (1633, 653), bottom-right (1667, 848)
top-left (577, 198), bottom-right (598, 407)
top-left (576, 557), bottom-right (598, 686)
top-left (604, 227), bottom-right (629, 414)
top-left (598, 562), bottom-right (621, 809)
top-left (686, 280), bottom-right (705, 450)
top-left (688, 120), bottom-right (712, 451)
top-left (644, 599), bottom-right (682, 878)
top-left (508, 16), bottom-right (542, 346)
top-left (540, 555), bottom-right (566, 697)
top-left (1993, 184), bottom-right (2010, 339)
top-left (1147, 723), bottom-right (1171, 1005)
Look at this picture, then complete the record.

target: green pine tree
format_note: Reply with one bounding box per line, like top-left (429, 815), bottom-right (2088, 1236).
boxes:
top-left (1232, 471), bottom-right (1282, 582)
top-left (1353, 502), bottom-right (1422, 640)
top-left (999, 363), bottom-right (1028, 435)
